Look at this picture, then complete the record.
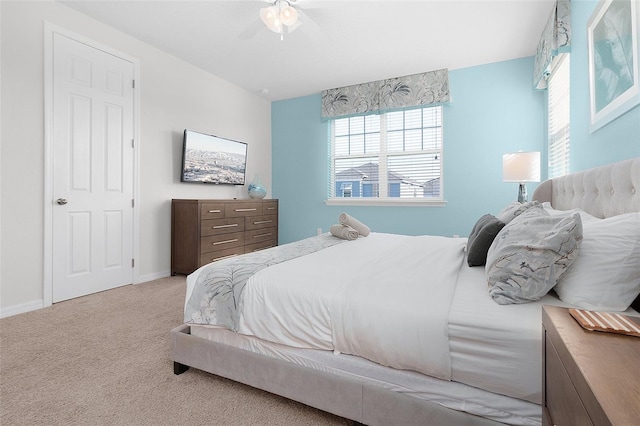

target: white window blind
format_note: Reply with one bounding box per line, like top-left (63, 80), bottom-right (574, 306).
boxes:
top-left (548, 54), bottom-right (570, 178)
top-left (329, 106), bottom-right (443, 203)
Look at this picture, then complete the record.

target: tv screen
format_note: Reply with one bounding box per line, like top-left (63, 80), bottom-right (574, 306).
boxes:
top-left (181, 129), bottom-right (248, 185)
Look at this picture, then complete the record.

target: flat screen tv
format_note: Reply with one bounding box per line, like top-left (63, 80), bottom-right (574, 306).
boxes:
top-left (181, 129), bottom-right (248, 185)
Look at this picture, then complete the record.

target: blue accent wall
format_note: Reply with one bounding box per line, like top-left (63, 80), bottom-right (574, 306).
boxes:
top-left (569, 0), bottom-right (640, 171)
top-left (273, 57), bottom-right (545, 243)
top-left (272, 2), bottom-right (640, 244)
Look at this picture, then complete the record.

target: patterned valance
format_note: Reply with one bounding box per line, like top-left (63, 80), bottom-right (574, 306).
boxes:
top-left (533, 0), bottom-right (571, 90)
top-left (321, 69), bottom-right (450, 120)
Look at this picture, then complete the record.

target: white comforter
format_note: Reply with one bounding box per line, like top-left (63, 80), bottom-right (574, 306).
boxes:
top-left (237, 233), bottom-right (466, 380)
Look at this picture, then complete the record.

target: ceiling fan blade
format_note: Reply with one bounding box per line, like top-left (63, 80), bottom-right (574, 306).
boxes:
top-left (285, 19), bottom-right (302, 34)
top-left (295, 0), bottom-right (328, 10)
top-left (296, 9), bottom-right (330, 42)
top-left (238, 18), bottom-right (264, 40)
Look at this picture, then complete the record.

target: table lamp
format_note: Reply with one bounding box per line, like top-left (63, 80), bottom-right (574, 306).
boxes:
top-left (503, 152), bottom-right (540, 203)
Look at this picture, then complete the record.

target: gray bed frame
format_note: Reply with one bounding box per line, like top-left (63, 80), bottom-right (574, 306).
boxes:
top-left (171, 157), bottom-right (639, 425)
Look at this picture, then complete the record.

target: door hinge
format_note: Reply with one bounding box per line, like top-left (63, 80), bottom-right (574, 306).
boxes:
top-left (132, 199), bottom-right (135, 208)
top-left (131, 258), bottom-right (135, 268)
top-left (132, 79), bottom-right (135, 89)
top-left (132, 139), bottom-right (135, 148)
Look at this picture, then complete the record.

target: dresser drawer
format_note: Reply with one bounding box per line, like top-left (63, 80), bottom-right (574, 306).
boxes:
top-left (225, 203), bottom-right (262, 217)
top-left (245, 214), bottom-right (277, 231)
top-left (201, 218), bottom-right (244, 236)
top-left (199, 246), bottom-right (244, 266)
top-left (200, 202), bottom-right (225, 220)
top-left (245, 227), bottom-right (276, 245)
top-left (262, 200), bottom-right (278, 215)
top-left (200, 232), bottom-right (245, 254)
top-left (544, 333), bottom-right (593, 426)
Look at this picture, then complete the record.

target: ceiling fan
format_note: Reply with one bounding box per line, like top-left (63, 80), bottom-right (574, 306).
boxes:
top-left (260, 0), bottom-right (300, 37)
top-left (240, 0), bottom-right (324, 41)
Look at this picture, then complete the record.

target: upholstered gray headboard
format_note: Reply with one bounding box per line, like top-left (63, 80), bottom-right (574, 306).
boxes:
top-left (532, 157), bottom-right (640, 312)
top-left (532, 157), bottom-right (640, 218)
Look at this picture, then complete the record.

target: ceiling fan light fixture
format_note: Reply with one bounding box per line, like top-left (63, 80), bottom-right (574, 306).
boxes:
top-left (260, 6), bottom-right (282, 33)
top-left (260, 1), bottom-right (300, 37)
top-left (280, 5), bottom-right (298, 26)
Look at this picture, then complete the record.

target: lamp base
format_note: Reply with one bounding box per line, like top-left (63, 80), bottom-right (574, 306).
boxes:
top-left (518, 183), bottom-right (528, 203)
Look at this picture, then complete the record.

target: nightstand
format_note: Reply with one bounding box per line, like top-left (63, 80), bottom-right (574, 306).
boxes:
top-left (542, 305), bottom-right (640, 425)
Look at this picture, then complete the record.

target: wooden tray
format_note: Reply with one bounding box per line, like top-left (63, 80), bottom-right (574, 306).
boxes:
top-left (569, 308), bottom-right (640, 338)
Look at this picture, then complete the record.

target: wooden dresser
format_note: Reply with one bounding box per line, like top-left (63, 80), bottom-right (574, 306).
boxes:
top-left (171, 199), bottom-right (278, 275)
top-left (542, 305), bottom-right (640, 426)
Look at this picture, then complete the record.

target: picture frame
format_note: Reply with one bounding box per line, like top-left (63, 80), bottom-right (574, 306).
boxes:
top-left (588, 0), bottom-right (640, 132)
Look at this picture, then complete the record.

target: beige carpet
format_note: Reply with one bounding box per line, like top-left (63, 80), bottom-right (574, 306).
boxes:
top-left (0, 276), bottom-right (351, 425)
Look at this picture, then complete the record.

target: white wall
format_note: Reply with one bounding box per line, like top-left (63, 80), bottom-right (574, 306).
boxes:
top-left (0, 1), bottom-right (271, 316)
top-left (0, 1), bottom-right (3, 315)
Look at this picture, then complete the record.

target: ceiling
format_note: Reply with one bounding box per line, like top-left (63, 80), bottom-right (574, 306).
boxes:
top-left (58, 0), bottom-right (555, 101)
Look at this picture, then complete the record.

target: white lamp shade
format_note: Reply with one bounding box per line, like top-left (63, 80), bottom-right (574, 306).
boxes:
top-left (503, 152), bottom-right (541, 182)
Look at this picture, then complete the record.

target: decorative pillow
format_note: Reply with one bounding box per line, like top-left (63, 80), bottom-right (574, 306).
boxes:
top-left (485, 209), bottom-right (583, 305)
top-left (467, 214), bottom-right (505, 267)
top-left (496, 201), bottom-right (542, 224)
top-left (554, 212), bottom-right (640, 311)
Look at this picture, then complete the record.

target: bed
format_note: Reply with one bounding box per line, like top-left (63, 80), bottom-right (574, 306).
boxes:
top-left (171, 157), bottom-right (640, 426)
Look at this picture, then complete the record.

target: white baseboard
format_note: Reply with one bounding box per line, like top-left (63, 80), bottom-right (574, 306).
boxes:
top-left (136, 270), bottom-right (172, 284)
top-left (0, 299), bottom-right (44, 319)
top-left (1, 272), bottom-right (172, 318)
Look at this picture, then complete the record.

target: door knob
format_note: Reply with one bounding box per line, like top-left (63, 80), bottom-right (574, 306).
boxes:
top-left (56, 198), bottom-right (68, 205)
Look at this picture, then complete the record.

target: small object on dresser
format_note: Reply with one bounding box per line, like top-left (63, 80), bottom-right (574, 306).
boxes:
top-left (248, 173), bottom-right (267, 199)
top-left (569, 308), bottom-right (640, 337)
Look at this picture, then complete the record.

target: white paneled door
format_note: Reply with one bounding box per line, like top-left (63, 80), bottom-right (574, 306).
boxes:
top-left (52, 33), bottom-right (135, 302)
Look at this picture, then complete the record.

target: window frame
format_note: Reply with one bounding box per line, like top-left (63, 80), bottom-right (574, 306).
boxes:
top-left (547, 53), bottom-right (570, 179)
top-left (326, 106), bottom-right (446, 207)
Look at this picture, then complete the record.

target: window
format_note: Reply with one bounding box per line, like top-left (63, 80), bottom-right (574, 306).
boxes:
top-left (548, 54), bottom-right (570, 178)
top-left (328, 106), bottom-right (443, 204)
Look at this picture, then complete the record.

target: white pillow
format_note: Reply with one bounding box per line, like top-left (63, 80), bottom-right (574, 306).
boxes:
top-left (554, 212), bottom-right (640, 311)
top-left (541, 202), bottom-right (599, 223)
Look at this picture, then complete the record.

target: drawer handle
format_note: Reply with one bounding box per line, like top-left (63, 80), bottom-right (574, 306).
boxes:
top-left (213, 224), bottom-right (239, 229)
top-left (213, 238), bottom-right (239, 245)
top-left (235, 208), bottom-right (257, 212)
top-left (253, 220), bottom-right (272, 225)
top-left (208, 209), bottom-right (221, 213)
top-left (253, 233), bottom-right (272, 239)
top-left (212, 254), bottom-right (239, 262)
top-left (266, 207), bottom-right (276, 210)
